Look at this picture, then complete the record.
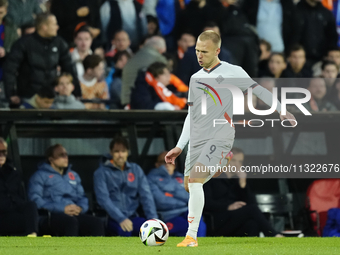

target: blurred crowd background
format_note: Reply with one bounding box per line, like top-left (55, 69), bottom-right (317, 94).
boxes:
top-left (0, 0), bottom-right (340, 113)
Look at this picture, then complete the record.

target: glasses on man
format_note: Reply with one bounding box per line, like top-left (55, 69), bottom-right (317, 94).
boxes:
top-left (0, 150), bottom-right (8, 156)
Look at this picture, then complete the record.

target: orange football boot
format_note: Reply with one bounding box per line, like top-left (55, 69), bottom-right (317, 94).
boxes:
top-left (177, 235), bottom-right (198, 247)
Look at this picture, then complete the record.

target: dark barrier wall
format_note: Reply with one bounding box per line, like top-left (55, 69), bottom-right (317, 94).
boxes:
top-left (1, 110), bottom-right (340, 220)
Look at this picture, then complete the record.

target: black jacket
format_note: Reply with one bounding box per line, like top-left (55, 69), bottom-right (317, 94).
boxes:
top-left (204, 177), bottom-right (256, 213)
top-left (51, 0), bottom-right (101, 45)
top-left (0, 161), bottom-right (25, 214)
top-left (3, 32), bottom-right (81, 99)
top-left (296, 0), bottom-right (338, 62)
top-left (281, 63), bottom-right (313, 78)
top-left (242, 0), bottom-right (300, 55)
top-left (219, 4), bottom-right (255, 37)
top-left (176, 1), bottom-right (217, 39)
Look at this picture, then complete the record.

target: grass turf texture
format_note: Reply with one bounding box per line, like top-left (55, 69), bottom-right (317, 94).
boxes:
top-left (1, 237), bottom-right (340, 255)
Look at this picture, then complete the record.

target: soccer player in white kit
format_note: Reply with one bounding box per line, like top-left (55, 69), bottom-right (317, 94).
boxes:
top-left (165, 31), bottom-right (296, 247)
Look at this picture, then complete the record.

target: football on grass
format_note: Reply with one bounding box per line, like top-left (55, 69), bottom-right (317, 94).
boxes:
top-left (139, 219), bottom-right (169, 246)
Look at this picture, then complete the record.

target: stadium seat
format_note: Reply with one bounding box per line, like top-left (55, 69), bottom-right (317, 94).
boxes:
top-left (306, 179), bottom-right (340, 236)
top-left (256, 193), bottom-right (294, 230)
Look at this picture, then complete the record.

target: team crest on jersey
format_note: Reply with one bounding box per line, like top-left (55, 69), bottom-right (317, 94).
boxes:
top-left (215, 75), bottom-right (224, 84)
top-left (68, 172), bottom-right (75, 180)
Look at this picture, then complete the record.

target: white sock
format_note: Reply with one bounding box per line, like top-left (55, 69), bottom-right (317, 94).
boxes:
top-left (186, 183), bottom-right (204, 240)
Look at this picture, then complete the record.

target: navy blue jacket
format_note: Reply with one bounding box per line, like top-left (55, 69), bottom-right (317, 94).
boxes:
top-left (323, 208), bottom-right (340, 237)
top-left (130, 71), bottom-right (162, 110)
top-left (296, 0), bottom-right (338, 62)
top-left (28, 163), bottom-right (88, 213)
top-left (93, 155), bottom-right (157, 223)
top-left (147, 166), bottom-right (188, 221)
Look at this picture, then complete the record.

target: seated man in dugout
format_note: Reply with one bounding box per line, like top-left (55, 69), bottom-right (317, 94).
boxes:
top-left (28, 144), bottom-right (105, 236)
top-left (204, 147), bottom-right (283, 237)
top-left (93, 136), bottom-right (158, 236)
top-left (0, 137), bottom-right (39, 236)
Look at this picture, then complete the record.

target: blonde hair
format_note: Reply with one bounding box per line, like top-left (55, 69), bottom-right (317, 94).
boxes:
top-left (198, 30), bottom-right (221, 48)
top-left (0, 137), bottom-right (7, 148)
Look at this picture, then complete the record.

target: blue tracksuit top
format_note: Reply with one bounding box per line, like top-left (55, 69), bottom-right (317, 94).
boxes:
top-left (323, 208), bottom-right (340, 237)
top-left (147, 165), bottom-right (189, 211)
top-left (93, 155), bottom-right (158, 224)
top-left (28, 163), bottom-right (88, 213)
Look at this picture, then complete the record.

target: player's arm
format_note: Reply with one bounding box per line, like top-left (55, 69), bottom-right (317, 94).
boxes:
top-left (235, 66), bottom-right (296, 126)
top-left (176, 110), bottom-right (190, 150)
top-left (165, 111), bottom-right (190, 164)
top-left (165, 78), bottom-right (192, 164)
top-left (250, 84), bottom-right (296, 126)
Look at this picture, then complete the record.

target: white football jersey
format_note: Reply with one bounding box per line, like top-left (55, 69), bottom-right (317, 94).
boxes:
top-left (188, 61), bottom-right (257, 146)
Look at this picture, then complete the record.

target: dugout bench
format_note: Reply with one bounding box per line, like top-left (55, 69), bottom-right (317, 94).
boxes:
top-left (1, 110), bottom-right (340, 231)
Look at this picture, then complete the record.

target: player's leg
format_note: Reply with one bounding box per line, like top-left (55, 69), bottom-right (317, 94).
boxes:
top-left (183, 149), bottom-right (192, 193)
top-left (177, 162), bottom-right (209, 247)
top-left (186, 162), bottom-right (209, 238)
top-left (212, 151), bottom-right (234, 178)
top-left (178, 141), bottom-right (232, 246)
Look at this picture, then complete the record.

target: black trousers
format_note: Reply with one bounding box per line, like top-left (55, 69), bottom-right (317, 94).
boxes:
top-left (40, 213), bottom-right (105, 236)
top-left (213, 204), bottom-right (278, 237)
top-left (0, 201), bottom-right (39, 235)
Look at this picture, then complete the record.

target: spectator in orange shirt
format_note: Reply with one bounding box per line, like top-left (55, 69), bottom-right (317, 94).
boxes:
top-left (131, 62), bottom-right (187, 110)
top-left (79, 55), bottom-right (109, 109)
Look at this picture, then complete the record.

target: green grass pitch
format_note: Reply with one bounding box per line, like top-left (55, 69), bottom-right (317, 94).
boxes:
top-left (1, 237), bottom-right (340, 255)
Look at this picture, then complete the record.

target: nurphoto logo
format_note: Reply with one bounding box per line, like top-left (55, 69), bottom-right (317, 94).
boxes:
top-left (193, 80), bottom-right (311, 128)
